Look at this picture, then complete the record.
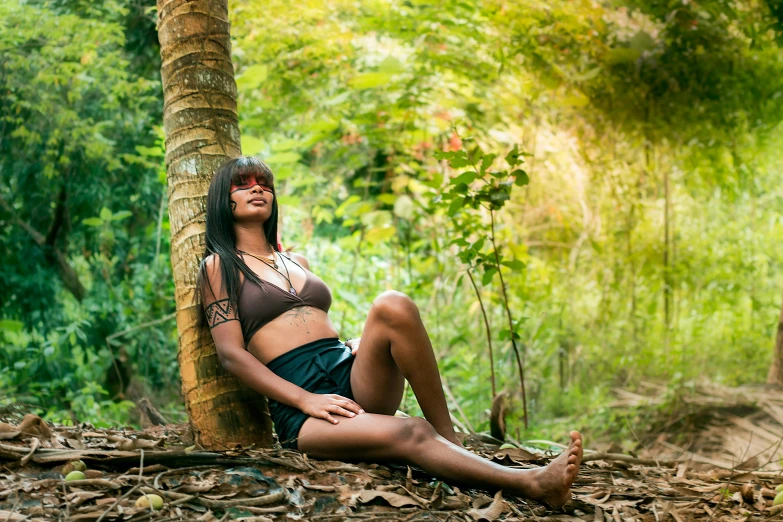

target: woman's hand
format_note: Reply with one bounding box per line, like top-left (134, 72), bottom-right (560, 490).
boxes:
top-left (299, 392), bottom-right (365, 424)
top-left (345, 337), bottom-right (361, 355)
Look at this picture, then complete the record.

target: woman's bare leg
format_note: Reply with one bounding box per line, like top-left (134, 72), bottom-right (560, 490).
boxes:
top-left (298, 414), bottom-right (583, 508)
top-left (349, 291), bottom-right (459, 444)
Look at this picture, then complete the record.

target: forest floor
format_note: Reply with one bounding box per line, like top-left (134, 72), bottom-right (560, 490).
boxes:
top-left (1, 383), bottom-right (782, 522)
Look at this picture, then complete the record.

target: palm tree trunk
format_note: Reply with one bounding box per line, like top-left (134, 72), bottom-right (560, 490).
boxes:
top-left (157, 0), bottom-right (272, 447)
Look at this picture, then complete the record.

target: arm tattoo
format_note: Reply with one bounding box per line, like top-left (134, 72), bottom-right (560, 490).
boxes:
top-left (285, 306), bottom-right (313, 334)
top-left (205, 299), bottom-right (239, 328)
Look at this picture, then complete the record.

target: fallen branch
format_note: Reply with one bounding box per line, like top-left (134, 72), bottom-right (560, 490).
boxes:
top-left (140, 486), bottom-right (286, 508)
top-left (0, 445), bottom-right (310, 471)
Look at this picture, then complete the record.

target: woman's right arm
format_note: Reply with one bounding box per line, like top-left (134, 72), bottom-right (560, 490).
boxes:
top-left (202, 255), bottom-right (363, 424)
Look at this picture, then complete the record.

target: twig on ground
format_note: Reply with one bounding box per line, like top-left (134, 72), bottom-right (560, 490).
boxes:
top-left (97, 449), bottom-right (145, 522)
top-left (61, 479), bottom-right (70, 521)
top-left (4, 496), bottom-right (21, 522)
top-left (19, 437), bottom-right (39, 466)
top-left (153, 465), bottom-right (220, 490)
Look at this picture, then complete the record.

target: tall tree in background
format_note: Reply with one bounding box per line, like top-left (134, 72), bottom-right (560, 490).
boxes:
top-left (157, 0), bottom-right (272, 447)
top-left (769, 293), bottom-right (783, 386)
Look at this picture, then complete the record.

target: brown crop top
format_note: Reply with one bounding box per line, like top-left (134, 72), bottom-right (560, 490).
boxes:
top-left (237, 260), bottom-right (332, 345)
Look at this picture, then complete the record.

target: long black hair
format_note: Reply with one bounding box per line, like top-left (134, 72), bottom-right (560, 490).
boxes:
top-left (196, 156), bottom-right (278, 313)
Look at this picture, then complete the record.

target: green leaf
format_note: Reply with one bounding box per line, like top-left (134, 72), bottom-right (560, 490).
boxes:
top-left (512, 169), bottom-right (529, 186)
top-left (378, 56), bottom-right (404, 74)
top-left (276, 195), bottom-right (301, 206)
top-left (607, 47), bottom-right (641, 65)
top-left (361, 210), bottom-right (393, 228)
top-left (271, 139), bottom-right (300, 152)
top-left (0, 319), bottom-right (24, 332)
top-left (349, 72), bottom-right (393, 90)
top-left (99, 207), bottom-right (112, 221)
top-left (449, 153), bottom-right (471, 168)
top-left (377, 194), bottom-right (397, 205)
top-left (135, 145), bottom-right (163, 158)
top-left (82, 217), bottom-right (103, 227)
top-left (453, 183), bottom-right (469, 195)
top-left (451, 171), bottom-right (478, 186)
top-left (630, 31), bottom-right (656, 52)
top-left (482, 267), bottom-right (497, 285)
top-left (265, 151), bottom-right (301, 164)
top-left (501, 259), bottom-right (526, 270)
top-left (447, 197), bottom-right (464, 216)
top-left (237, 64), bottom-right (268, 91)
top-left (241, 135), bottom-right (264, 156)
top-left (489, 190), bottom-right (510, 206)
top-left (480, 153), bottom-right (496, 173)
top-left (335, 195), bottom-right (361, 218)
top-left (437, 150), bottom-right (470, 168)
top-left (323, 91), bottom-right (351, 106)
top-left (393, 195), bottom-right (415, 220)
top-left (433, 150), bottom-right (457, 161)
top-left (365, 226), bottom-right (397, 242)
top-left (111, 211), bottom-right (132, 221)
top-left (505, 145), bottom-right (521, 167)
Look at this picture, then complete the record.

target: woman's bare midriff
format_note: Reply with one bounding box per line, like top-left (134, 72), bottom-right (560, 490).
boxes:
top-left (245, 305), bottom-right (340, 365)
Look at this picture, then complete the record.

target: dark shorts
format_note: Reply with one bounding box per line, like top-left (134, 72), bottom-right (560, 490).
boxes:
top-left (265, 337), bottom-right (355, 450)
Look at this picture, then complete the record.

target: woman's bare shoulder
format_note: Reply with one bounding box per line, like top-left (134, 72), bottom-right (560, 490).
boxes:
top-left (286, 251), bottom-right (310, 270)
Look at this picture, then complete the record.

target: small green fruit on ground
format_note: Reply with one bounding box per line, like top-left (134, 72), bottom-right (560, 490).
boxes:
top-left (498, 443), bottom-right (517, 450)
top-left (70, 460), bottom-right (87, 472)
top-left (64, 471), bottom-right (85, 481)
top-left (776, 484), bottom-right (783, 493)
top-left (774, 491), bottom-right (783, 506)
top-left (135, 494), bottom-right (164, 510)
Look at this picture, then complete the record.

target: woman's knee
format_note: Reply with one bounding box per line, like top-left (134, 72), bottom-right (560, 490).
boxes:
top-left (390, 417), bottom-right (437, 450)
top-left (371, 290), bottom-right (420, 327)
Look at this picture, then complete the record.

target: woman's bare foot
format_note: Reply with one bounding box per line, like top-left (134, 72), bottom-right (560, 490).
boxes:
top-left (518, 431), bottom-right (583, 508)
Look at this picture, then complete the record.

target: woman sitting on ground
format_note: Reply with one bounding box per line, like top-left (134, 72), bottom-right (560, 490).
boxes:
top-left (198, 156), bottom-right (583, 507)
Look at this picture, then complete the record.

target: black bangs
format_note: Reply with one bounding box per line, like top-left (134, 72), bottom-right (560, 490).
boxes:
top-left (230, 157), bottom-right (275, 189)
top-left (197, 155), bottom-right (281, 333)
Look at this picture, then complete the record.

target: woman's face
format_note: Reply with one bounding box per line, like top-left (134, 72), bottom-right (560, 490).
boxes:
top-left (229, 173), bottom-right (274, 223)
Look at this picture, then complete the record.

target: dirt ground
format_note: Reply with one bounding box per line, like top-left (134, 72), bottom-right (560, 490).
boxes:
top-left (1, 384), bottom-right (782, 521)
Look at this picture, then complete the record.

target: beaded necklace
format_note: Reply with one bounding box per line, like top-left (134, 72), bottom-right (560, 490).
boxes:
top-left (238, 250), bottom-right (297, 296)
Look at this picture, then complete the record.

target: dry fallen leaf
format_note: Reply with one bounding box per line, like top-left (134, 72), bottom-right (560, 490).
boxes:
top-left (0, 424), bottom-right (21, 440)
top-left (352, 489), bottom-right (425, 508)
top-left (492, 447), bottom-right (539, 464)
top-left (0, 509), bottom-right (38, 521)
top-left (472, 492), bottom-right (493, 509)
top-left (65, 490), bottom-right (104, 506)
top-left (466, 490), bottom-right (506, 521)
top-left (117, 438), bottom-right (163, 451)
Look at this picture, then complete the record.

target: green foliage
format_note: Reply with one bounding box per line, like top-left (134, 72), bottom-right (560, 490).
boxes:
top-left (3, 0), bottom-right (783, 446)
top-left (0, 0), bottom-right (178, 427)
top-left (227, 0), bottom-right (783, 443)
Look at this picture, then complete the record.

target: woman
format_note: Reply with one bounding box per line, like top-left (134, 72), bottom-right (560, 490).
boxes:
top-left (198, 156), bottom-right (582, 507)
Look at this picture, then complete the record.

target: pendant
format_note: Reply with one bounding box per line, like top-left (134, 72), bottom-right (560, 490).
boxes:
top-left (290, 287), bottom-right (297, 296)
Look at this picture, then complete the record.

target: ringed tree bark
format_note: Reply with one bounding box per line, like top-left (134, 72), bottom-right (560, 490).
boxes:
top-left (157, 0), bottom-right (272, 447)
